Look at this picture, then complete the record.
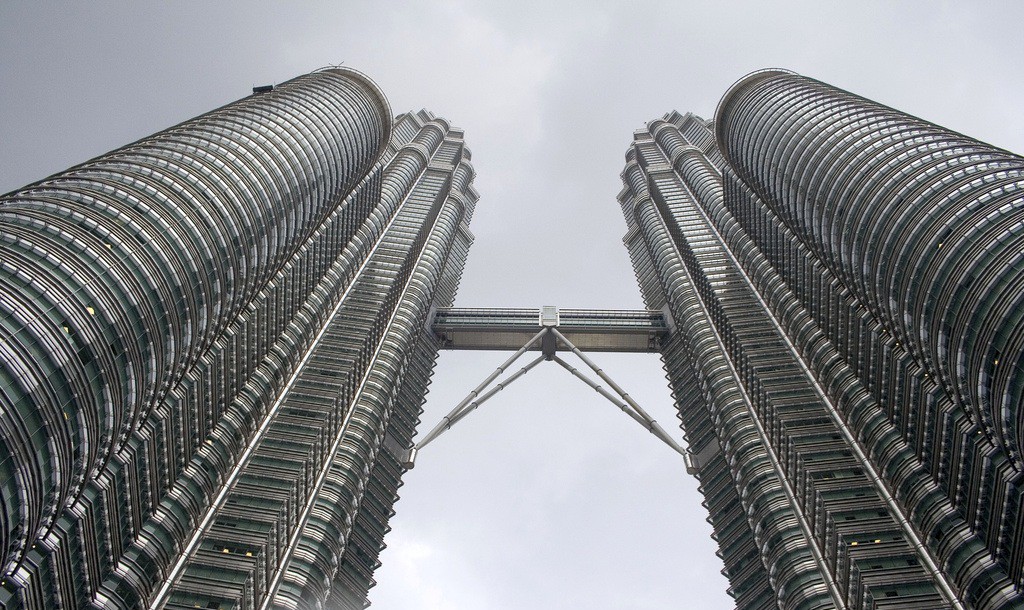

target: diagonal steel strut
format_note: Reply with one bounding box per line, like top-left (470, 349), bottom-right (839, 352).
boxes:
top-left (405, 329), bottom-right (548, 466)
top-left (405, 326), bottom-right (695, 473)
top-left (549, 328), bottom-right (694, 472)
top-left (549, 354), bottom-right (695, 473)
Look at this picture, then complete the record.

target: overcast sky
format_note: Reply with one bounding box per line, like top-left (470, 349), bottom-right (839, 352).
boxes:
top-left (3, 2), bottom-right (1024, 609)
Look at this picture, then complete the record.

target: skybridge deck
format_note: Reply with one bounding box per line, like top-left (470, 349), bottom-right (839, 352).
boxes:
top-left (430, 307), bottom-right (672, 352)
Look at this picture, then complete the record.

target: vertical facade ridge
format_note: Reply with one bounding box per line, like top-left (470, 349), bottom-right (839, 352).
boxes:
top-left (623, 71), bottom-right (1024, 610)
top-left (0, 71), bottom-right (478, 610)
top-left (0, 67), bottom-right (393, 609)
top-left (716, 71), bottom-right (1024, 610)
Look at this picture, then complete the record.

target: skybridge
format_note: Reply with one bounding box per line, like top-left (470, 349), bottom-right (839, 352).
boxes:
top-left (406, 305), bottom-right (695, 473)
top-left (430, 306), bottom-right (673, 353)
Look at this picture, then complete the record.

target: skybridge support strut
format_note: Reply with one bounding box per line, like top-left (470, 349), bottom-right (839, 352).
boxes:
top-left (405, 329), bottom-right (548, 467)
top-left (404, 308), bottom-right (695, 474)
top-left (549, 328), bottom-right (696, 473)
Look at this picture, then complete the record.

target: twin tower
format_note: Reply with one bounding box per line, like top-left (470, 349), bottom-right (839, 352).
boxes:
top-left (1, 67), bottom-right (1023, 610)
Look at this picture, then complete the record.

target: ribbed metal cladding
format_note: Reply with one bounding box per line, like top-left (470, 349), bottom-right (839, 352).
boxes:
top-left (716, 70), bottom-right (1024, 466)
top-left (710, 70), bottom-right (1024, 609)
top-left (638, 110), bottom-right (968, 608)
top-left (623, 88), bottom-right (1024, 607)
top-left (156, 110), bottom-right (476, 610)
top-left (0, 68), bottom-right (394, 608)
top-left (621, 122), bottom-right (805, 610)
top-left (276, 115), bottom-right (476, 610)
top-left (621, 113), bottom-right (940, 610)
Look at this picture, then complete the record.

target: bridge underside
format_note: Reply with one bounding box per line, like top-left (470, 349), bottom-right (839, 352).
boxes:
top-left (430, 307), bottom-right (671, 353)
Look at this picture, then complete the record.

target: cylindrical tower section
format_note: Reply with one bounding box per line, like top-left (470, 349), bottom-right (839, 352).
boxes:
top-left (716, 70), bottom-right (1024, 465)
top-left (0, 68), bottom-right (391, 570)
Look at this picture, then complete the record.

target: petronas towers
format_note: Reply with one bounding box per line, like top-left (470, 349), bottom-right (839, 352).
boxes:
top-left (2, 66), bottom-right (1023, 610)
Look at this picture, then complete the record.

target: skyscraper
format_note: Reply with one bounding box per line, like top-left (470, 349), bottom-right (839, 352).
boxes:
top-left (620, 70), bottom-right (1024, 609)
top-left (0, 68), bottom-right (477, 610)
